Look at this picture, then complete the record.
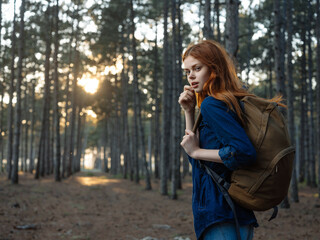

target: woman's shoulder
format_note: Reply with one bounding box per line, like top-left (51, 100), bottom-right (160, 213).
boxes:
top-left (201, 96), bottom-right (228, 111)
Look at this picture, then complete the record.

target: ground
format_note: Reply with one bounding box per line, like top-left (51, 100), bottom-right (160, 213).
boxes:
top-left (0, 171), bottom-right (319, 240)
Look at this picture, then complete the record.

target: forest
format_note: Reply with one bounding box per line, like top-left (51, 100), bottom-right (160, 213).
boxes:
top-left (0, 0), bottom-right (320, 239)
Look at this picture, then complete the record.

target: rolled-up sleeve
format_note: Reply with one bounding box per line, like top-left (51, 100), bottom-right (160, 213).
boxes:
top-left (201, 97), bottom-right (256, 170)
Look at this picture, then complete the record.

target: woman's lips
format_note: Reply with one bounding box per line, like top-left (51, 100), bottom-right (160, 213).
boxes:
top-left (191, 82), bottom-right (199, 88)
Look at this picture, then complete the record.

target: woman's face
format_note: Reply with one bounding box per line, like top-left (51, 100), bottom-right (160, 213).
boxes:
top-left (183, 56), bottom-right (211, 93)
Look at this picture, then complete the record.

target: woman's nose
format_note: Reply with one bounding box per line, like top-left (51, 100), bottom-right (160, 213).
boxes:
top-left (189, 71), bottom-right (195, 79)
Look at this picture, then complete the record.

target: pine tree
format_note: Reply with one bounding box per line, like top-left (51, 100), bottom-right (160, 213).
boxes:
top-left (11, 0), bottom-right (26, 184)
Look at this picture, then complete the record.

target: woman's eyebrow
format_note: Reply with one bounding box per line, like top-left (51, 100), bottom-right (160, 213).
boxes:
top-left (183, 63), bottom-right (200, 70)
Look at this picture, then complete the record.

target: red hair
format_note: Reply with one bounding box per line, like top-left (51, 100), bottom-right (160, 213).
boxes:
top-left (182, 40), bottom-right (284, 123)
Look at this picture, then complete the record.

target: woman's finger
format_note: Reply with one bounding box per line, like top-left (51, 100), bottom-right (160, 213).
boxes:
top-left (184, 85), bottom-right (192, 91)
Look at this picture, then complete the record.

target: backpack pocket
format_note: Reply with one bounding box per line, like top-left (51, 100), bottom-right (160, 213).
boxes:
top-left (248, 147), bottom-right (295, 204)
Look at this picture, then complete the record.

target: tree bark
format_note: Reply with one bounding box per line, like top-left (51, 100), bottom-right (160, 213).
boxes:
top-left (171, 0), bottom-right (178, 200)
top-left (75, 106), bottom-right (83, 172)
top-left (204, 0), bottom-right (213, 39)
top-left (130, 0), bottom-right (151, 190)
top-left (225, 0), bottom-right (239, 58)
top-left (0, 83), bottom-right (4, 172)
top-left (23, 84), bottom-right (29, 172)
top-left (286, 0), bottom-right (299, 203)
top-left (273, 0), bottom-right (286, 99)
top-left (306, 0), bottom-right (316, 187)
top-left (299, 22), bottom-right (307, 184)
top-left (12, 0), bottom-right (26, 183)
top-left (68, 5), bottom-right (80, 176)
top-left (62, 15), bottom-right (75, 178)
top-left (177, 0), bottom-right (183, 190)
top-left (316, 0), bottom-right (320, 198)
top-left (274, 0), bottom-right (289, 208)
top-left (160, 0), bottom-right (169, 195)
top-left (153, 22), bottom-right (160, 179)
top-left (102, 120), bottom-right (108, 173)
top-left (214, 0), bottom-right (221, 42)
top-left (29, 79), bottom-right (36, 173)
top-left (246, 0), bottom-right (253, 85)
top-left (120, 28), bottom-right (129, 179)
top-left (7, 0), bottom-right (17, 180)
top-left (36, 3), bottom-right (52, 179)
top-left (53, 0), bottom-right (61, 181)
top-left (0, 0), bottom-right (3, 171)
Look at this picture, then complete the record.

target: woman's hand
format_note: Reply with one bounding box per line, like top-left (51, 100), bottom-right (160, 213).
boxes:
top-left (181, 129), bottom-right (200, 158)
top-left (178, 85), bottom-right (196, 112)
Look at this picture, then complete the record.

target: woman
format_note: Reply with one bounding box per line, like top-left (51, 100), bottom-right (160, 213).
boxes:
top-left (178, 40), bottom-right (259, 240)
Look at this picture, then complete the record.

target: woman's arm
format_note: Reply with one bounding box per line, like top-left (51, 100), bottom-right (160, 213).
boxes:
top-left (184, 110), bottom-right (195, 131)
top-left (181, 129), bottom-right (223, 163)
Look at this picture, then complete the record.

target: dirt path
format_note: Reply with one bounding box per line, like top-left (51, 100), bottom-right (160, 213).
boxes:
top-left (0, 171), bottom-right (319, 240)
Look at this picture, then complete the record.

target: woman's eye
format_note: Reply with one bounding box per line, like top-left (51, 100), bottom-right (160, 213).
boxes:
top-left (195, 66), bottom-right (201, 71)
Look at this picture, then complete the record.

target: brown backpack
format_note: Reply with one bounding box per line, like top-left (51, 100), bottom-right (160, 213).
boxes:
top-left (229, 96), bottom-right (295, 211)
top-left (193, 95), bottom-right (295, 211)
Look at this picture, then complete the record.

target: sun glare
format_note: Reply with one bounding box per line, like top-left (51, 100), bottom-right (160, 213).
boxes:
top-left (78, 77), bottom-right (99, 94)
top-left (103, 55), bottom-right (124, 75)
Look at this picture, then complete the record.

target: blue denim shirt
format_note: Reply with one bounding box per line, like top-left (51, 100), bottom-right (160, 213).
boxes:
top-left (189, 96), bottom-right (258, 239)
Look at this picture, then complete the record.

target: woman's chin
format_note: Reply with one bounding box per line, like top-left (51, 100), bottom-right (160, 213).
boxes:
top-left (194, 88), bottom-right (203, 93)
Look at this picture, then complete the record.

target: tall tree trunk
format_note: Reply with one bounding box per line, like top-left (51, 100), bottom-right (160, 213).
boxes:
top-left (273, 0), bottom-right (286, 99)
top-left (75, 106), bottom-right (83, 172)
top-left (153, 22), bottom-right (160, 179)
top-left (11, 0), bottom-right (26, 184)
top-left (0, 0), bottom-right (3, 171)
top-left (161, 0), bottom-right (169, 196)
top-left (274, 0), bottom-right (289, 208)
top-left (20, 122), bottom-right (24, 171)
top-left (214, 0), bottom-right (221, 42)
top-left (49, 112), bottom-right (54, 175)
top-left (177, 0), bottom-right (183, 190)
top-left (29, 79), bottom-right (36, 173)
top-left (307, 0), bottom-right (316, 187)
top-left (171, 0), bottom-right (178, 199)
top-left (36, 3), bottom-right (52, 179)
top-left (68, 57), bottom-right (78, 176)
top-left (0, 83), bottom-right (4, 172)
top-left (53, 0), bottom-right (61, 181)
top-left (62, 22), bottom-right (74, 178)
top-left (130, 0), bottom-right (151, 190)
top-left (316, 0), bottom-right (320, 199)
top-left (131, 117), bottom-right (139, 181)
top-left (198, 0), bottom-right (203, 39)
top-left (246, 0), bottom-right (253, 85)
top-left (286, 0), bottom-right (299, 203)
top-left (129, 128), bottom-right (134, 181)
top-left (299, 22), bottom-right (307, 184)
top-left (268, 35), bottom-right (274, 99)
top-left (68, 10), bottom-right (80, 176)
top-left (23, 84), bottom-right (29, 172)
top-left (102, 120), bottom-right (108, 172)
top-left (121, 30), bottom-right (129, 179)
top-left (225, 0), bottom-right (239, 58)
top-left (7, 0), bottom-right (17, 180)
top-left (204, 0), bottom-right (213, 39)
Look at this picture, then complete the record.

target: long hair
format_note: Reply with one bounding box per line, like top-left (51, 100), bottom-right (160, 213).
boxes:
top-left (182, 40), bottom-right (284, 123)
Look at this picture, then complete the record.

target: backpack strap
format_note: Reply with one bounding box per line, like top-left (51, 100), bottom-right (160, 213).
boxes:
top-left (269, 206), bottom-right (278, 221)
top-left (192, 111), bottom-right (202, 133)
